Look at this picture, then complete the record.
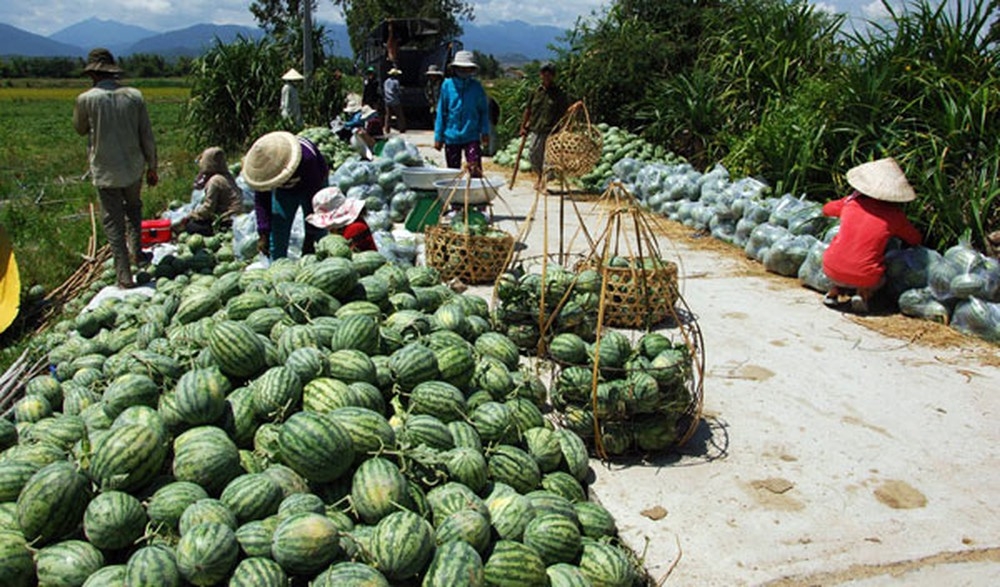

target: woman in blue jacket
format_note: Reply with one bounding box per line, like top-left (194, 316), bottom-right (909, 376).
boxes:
top-left (434, 51), bottom-right (490, 177)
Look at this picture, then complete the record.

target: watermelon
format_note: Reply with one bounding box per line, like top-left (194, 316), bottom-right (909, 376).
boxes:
top-left (399, 414), bottom-right (454, 451)
top-left (523, 514), bottom-right (582, 565)
top-left (524, 490), bottom-right (579, 523)
top-left (328, 406), bottom-right (396, 463)
top-left (389, 342), bottom-right (440, 391)
top-left (549, 332), bottom-right (590, 365)
top-left (351, 457), bottom-right (409, 524)
top-left (229, 556), bottom-right (289, 587)
top-left (80, 564), bottom-right (126, 586)
top-left (524, 427), bottom-right (564, 473)
top-left (433, 344), bottom-right (477, 391)
top-left (83, 490), bottom-right (148, 551)
top-left (16, 461), bottom-right (92, 545)
top-left (251, 366), bottom-right (303, 422)
top-left (327, 349), bottom-right (379, 385)
top-left (101, 373), bottom-right (159, 420)
top-left (486, 489), bottom-right (534, 542)
top-left (488, 444), bottom-right (541, 494)
top-left (445, 447), bottom-right (489, 494)
top-left (422, 539), bottom-right (485, 586)
top-left (271, 512), bottom-right (343, 575)
top-left (0, 461), bottom-right (41, 503)
top-left (434, 509), bottom-right (491, 554)
top-left (474, 332), bottom-right (521, 370)
top-left (370, 510), bottom-right (435, 580)
top-left (579, 539), bottom-right (636, 587)
top-left (175, 522), bottom-right (240, 586)
top-left (278, 411), bottom-right (355, 482)
top-left (125, 544), bottom-right (183, 587)
top-left (470, 401), bottom-right (513, 444)
top-left (172, 426), bottom-right (242, 495)
top-left (483, 540), bottom-right (548, 586)
top-left (314, 561), bottom-right (390, 587)
top-left (409, 380), bottom-right (467, 423)
top-left (557, 429), bottom-right (591, 482)
top-left (329, 314), bottom-right (380, 354)
top-left (574, 501), bottom-right (618, 539)
top-left (284, 346), bottom-right (329, 382)
top-left (35, 539), bottom-right (104, 587)
top-left (209, 320), bottom-right (268, 379)
top-left (173, 367), bottom-right (232, 426)
top-left (447, 420), bottom-right (483, 452)
top-left (219, 473), bottom-right (284, 524)
top-left (146, 481), bottom-right (210, 532)
top-left (546, 563), bottom-right (592, 587)
top-left (277, 492), bottom-right (326, 516)
top-left (178, 498), bottom-right (238, 534)
top-left (0, 531), bottom-right (35, 587)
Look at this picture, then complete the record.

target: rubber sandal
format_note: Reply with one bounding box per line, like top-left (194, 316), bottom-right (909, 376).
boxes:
top-left (850, 295), bottom-right (869, 314)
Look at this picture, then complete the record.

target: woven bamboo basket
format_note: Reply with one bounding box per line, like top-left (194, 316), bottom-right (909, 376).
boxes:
top-left (545, 101), bottom-right (603, 178)
top-left (425, 225), bottom-right (515, 285)
top-left (597, 259), bottom-right (679, 329)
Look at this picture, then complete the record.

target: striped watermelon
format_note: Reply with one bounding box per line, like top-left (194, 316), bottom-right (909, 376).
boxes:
top-left (524, 427), bottom-right (564, 473)
top-left (546, 562), bottom-right (592, 587)
top-left (335, 300), bottom-right (382, 320)
top-left (549, 332), bottom-right (590, 365)
top-left (178, 498), bottom-right (238, 534)
top-left (220, 386), bottom-right (259, 449)
top-left (505, 398), bottom-right (545, 439)
top-left (83, 490), bottom-right (148, 550)
top-left (219, 473), bottom-right (284, 524)
top-left (434, 509), bottom-right (491, 554)
top-left (296, 256), bottom-right (359, 299)
top-left (125, 544), bottom-right (183, 587)
top-left (16, 461), bottom-right (91, 545)
top-left (146, 481), bottom-right (210, 532)
top-left (486, 489), bottom-right (534, 542)
top-left (433, 344), bottom-right (476, 391)
top-left (101, 373), bottom-right (159, 420)
top-left (426, 482), bottom-right (490, 527)
top-left (542, 471), bottom-right (587, 503)
top-left (251, 366), bottom-right (303, 422)
top-left (277, 492), bottom-right (326, 516)
top-left (172, 426), bottom-right (242, 495)
top-left (245, 307), bottom-right (293, 336)
top-left (24, 374), bottom-right (62, 408)
top-left (35, 540), bottom-right (104, 587)
top-left (329, 314), bottom-right (380, 354)
top-left (173, 367), bottom-right (232, 426)
top-left (447, 420), bottom-right (482, 452)
top-left (488, 444), bottom-right (541, 494)
top-left (0, 461), bottom-right (41, 502)
top-left (389, 342), bottom-right (440, 391)
top-left (328, 406), bottom-right (396, 463)
top-left (229, 556), bottom-right (289, 587)
top-left (523, 513), bottom-right (582, 565)
top-left (0, 531), bottom-right (35, 587)
top-left (22, 415), bottom-right (86, 452)
top-left (13, 394), bottom-right (52, 423)
top-left (302, 377), bottom-right (356, 412)
top-left (261, 464), bottom-right (311, 498)
top-left (225, 291), bottom-right (275, 321)
top-left (277, 411), bottom-right (355, 482)
top-left (234, 518), bottom-right (277, 558)
top-left (574, 502), bottom-right (618, 539)
top-left (557, 429), bottom-right (591, 482)
top-left (579, 539), bottom-right (636, 587)
top-left (175, 522), bottom-right (240, 586)
top-left (445, 447), bottom-right (488, 494)
top-left (409, 380), bottom-right (467, 423)
top-left (399, 414), bottom-right (454, 451)
top-left (371, 510), bottom-right (435, 581)
top-left (555, 366), bottom-right (595, 404)
top-left (284, 346), bottom-right (329, 383)
top-left (483, 540), bottom-right (548, 587)
top-left (524, 490), bottom-right (579, 523)
top-left (470, 401), bottom-right (513, 444)
top-left (351, 457), bottom-right (408, 524)
top-left (474, 356), bottom-right (515, 400)
top-left (276, 324), bottom-right (320, 361)
top-left (314, 561), bottom-right (390, 587)
top-left (474, 332), bottom-right (521, 370)
top-left (327, 349), bottom-right (379, 385)
top-left (174, 290), bottom-right (222, 325)
top-left (80, 564), bottom-right (126, 586)
top-left (422, 539), bottom-right (484, 587)
top-left (0, 418), bottom-right (18, 451)
top-left (271, 512), bottom-right (343, 575)
top-left (209, 320), bottom-right (268, 379)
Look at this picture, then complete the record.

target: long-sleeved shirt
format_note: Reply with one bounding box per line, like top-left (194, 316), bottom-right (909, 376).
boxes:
top-left (254, 137), bottom-right (328, 234)
top-left (191, 174), bottom-right (244, 224)
top-left (73, 78), bottom-right (157, 188)
top-left (434, 76), bottom-right (490, 146)
top-left (822, 192), bottom-right (922, 288)
top-left (526, 83), bottom-right (569, 134)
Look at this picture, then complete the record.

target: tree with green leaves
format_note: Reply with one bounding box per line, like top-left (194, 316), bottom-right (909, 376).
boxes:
top-left (331, 0), bottom-right (475, 56)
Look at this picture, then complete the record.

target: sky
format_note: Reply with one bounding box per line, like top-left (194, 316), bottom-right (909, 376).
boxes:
top-left (0, 0), bottom-right (960, 37)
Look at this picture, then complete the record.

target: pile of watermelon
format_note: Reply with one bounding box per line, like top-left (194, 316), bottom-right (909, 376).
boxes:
top-left (297, 126), bottom-right (361, 172)
top-left (0, 230), bottom-right (649, 586)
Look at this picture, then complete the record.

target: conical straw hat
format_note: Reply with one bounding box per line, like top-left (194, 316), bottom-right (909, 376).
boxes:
top-left (242, 131), bottom-right (301, 191)
top-left (846, 157), bottom-right (916, 203)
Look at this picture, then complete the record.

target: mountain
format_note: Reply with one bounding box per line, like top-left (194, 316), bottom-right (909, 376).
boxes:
top-left (0, 23), bottom-right (85, 57)
top-left (461, 20), bottom-right (566, 62)
top-left (127, 24), bottom-right (264, 57)
top-left (49, 17), bottom-right (155, 56)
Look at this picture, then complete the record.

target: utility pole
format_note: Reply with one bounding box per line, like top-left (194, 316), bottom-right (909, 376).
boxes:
top-left (303, 0), bottom-right (314, 92)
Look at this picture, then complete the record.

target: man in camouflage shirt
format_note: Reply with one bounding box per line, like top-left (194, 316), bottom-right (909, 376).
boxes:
top-left (520, 63), bottom-right (569, 189)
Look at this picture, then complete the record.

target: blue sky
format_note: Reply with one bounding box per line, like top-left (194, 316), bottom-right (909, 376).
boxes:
top-left (0, 1), bottom-right (955, 36)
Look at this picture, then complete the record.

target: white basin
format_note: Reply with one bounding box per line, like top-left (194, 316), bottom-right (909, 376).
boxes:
top-left (400, 167), bottom-right (462, 190)
top-left (433, 176), bottom-right (502, 206)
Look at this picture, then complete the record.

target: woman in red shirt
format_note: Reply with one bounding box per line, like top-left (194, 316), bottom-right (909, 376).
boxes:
top-left (822, 157), bottom-right (922, 314)
top-left (306, 187), bottom-right (378, 252)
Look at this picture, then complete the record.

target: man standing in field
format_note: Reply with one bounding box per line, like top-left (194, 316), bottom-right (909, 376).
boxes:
top-left (73, 48), bottom-right (158, 289)
top-left (520, 63), bottom-right (569, 189)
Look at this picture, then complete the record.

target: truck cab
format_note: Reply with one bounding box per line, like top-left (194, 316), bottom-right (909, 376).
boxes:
top-left (361, 18), bottom-right (462, 129)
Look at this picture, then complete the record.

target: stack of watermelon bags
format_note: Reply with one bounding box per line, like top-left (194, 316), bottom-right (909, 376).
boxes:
top-left (0, 230), bottom-right (652, 586)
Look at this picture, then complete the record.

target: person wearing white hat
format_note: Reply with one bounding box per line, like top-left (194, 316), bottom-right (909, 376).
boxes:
top-left (821, 157), bottom-right (923, 313)
top-left (281, 68), bottom-right (304, 128)
top-left (243, 131), bottom-right (329, 259)
top-left (306, 187), bottom-right (377, 252)
top-left (434, 50), bottom-right (490, 177)
top-left (383, 67), bottom-right (406, 135)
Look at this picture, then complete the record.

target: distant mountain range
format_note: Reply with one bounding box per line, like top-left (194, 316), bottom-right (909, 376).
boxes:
top-left (0, 18), bottom-right (566, 64)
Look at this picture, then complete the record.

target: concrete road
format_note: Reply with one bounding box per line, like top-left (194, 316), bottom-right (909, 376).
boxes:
top-left (402, 130), bottom-right (1000, 586)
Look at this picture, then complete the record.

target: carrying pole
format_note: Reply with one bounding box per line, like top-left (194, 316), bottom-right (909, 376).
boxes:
top-left (508, 132), bottom-right (528, 189)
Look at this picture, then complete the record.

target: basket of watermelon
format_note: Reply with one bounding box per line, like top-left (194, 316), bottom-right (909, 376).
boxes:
top-left (548, 322), bottom-right (704, 456)
top-left (424, 213), bottom-right (514, 285)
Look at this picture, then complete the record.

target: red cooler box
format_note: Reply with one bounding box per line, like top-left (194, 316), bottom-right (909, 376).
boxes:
top-left (141, 219), bottom-right (172, 247)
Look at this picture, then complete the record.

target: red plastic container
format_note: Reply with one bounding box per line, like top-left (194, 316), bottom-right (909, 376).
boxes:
top-left (141, 219), bottom-right (172, 247)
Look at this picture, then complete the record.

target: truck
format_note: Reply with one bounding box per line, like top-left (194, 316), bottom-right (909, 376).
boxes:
top-left (360, 18), bottom-right (462, 129)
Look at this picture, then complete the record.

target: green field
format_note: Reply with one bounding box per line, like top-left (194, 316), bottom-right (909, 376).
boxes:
top-left (0, 81), bottom-right (196, 295)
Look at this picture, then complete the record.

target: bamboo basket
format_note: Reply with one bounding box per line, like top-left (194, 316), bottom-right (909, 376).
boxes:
top-left (545, 101), bottom-right (603, 178)
top-left (424, 225), bottom-right (514, 285)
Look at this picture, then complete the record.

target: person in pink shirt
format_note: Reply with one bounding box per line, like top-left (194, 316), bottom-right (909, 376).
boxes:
top-left (822, 157), bottom-right (922, 314)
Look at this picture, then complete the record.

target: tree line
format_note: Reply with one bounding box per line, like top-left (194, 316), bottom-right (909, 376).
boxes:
top-left (0, 54), bottom-right (194, 78)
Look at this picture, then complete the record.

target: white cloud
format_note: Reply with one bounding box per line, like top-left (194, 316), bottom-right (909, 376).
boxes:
top-left (861, 0), bottom-right (894, 20)
top-left (811, 2), bottom-right (838, 15)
